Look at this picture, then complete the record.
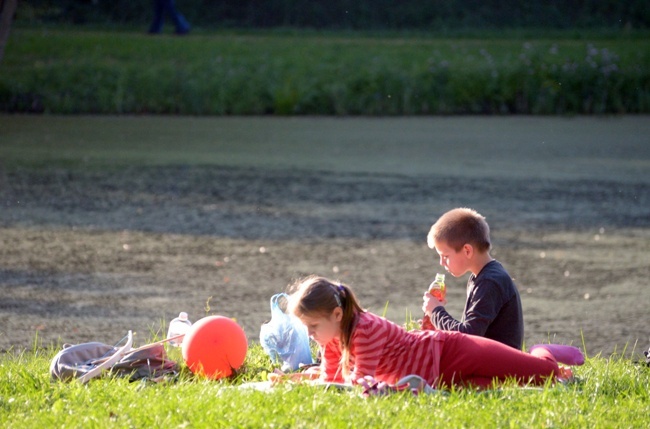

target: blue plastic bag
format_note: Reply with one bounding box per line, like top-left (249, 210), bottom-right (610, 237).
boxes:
top-left (259, 293), bottom-right (313, 371)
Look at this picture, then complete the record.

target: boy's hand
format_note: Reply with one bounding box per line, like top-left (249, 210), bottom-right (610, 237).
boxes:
top-left (422, 291), bottom-right (447, 315)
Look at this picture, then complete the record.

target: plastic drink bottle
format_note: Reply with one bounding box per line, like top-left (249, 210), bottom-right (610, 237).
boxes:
top-left (422, 274), bottom-right (446, 330)
top-left (167, 312), bottom-right (192, 347)
top-left (428, 273), bottom-right (446, 300)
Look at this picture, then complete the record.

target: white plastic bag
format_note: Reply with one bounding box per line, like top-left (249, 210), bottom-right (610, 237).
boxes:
top-left (259, 293), bottom-right (313, 371)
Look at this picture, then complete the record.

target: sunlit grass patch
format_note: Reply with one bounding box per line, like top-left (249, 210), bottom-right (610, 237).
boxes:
top-left (1, 330), bottom-right (648, 428)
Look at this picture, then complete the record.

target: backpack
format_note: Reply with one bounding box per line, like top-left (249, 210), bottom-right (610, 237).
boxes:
top-left (50, 331), bottom-right (179, 383)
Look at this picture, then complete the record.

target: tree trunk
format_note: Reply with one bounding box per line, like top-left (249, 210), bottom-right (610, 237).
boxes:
top-left (0, 0), bottom-right (18, 65)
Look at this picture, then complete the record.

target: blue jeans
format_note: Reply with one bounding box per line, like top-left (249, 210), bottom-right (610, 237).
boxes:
top-left (149, 0), bottom-right (191, 34)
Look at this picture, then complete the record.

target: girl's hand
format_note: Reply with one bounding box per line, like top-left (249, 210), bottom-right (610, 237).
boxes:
top-left (268, 367), bottom-right (321, 385)
top-left (301, 365), bottom-right (322, 378)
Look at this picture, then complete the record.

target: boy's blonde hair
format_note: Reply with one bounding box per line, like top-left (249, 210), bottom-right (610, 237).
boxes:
top-left (427, 207), bottom-right (491, 253)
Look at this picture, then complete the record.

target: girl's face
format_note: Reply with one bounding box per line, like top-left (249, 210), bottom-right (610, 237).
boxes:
top-left (434, 239), bottom-right (470, 277)
top-left (298, 308), bottom-right (342, 347)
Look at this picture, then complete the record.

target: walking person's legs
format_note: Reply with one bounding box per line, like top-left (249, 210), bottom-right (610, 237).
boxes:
top-left (148, 0), bottom-right (166, 34)
top-left (166, 0), bottom-right (191, 34)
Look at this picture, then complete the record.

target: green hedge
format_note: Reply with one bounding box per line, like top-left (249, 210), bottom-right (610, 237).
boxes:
top-left (17, 0), bottom-right (650, 30)
top-left (1, 29), bottom-right (649, 115)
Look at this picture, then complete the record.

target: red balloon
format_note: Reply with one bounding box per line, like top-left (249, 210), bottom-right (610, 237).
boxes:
top-left (182, 316), bottom-right (248, 380)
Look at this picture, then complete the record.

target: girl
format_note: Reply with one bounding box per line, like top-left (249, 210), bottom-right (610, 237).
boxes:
top-left (288, 275), bottom-right (584, 389)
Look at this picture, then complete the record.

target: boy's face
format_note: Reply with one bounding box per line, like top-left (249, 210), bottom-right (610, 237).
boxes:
top-left (433, 239), bottom-right (470, 277)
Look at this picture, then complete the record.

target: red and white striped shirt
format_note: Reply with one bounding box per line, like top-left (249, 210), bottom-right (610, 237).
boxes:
top-left (320, 311), bottom-right (445, 386)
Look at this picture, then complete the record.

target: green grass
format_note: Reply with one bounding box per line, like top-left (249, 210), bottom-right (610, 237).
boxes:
top-left (1, 27), bottom-right (649, 114)
top-left (1, 340), bottom-right (649, 428)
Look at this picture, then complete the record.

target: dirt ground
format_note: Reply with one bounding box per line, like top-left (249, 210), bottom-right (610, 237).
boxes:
top-left (0, 116), bottom-right (648, 360)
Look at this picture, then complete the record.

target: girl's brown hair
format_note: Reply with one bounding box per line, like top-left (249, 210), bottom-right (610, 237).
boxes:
top-left (287, 275), bottom-right (363, 378)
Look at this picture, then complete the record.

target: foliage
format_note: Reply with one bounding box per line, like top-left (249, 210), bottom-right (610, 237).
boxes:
top-left (1, 28), bottom-right (648, 115)
top-left (1, 341), bottom-right (649, 428)
top-left (15, 0), bottom-right (650, 30)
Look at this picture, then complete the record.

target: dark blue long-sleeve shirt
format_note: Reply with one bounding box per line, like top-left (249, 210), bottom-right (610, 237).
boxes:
top-left (431, 260), bottom-right (524, 349)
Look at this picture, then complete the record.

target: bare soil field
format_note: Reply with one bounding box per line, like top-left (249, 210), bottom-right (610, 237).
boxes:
top-left (1, 115), bottom-right (648, 359)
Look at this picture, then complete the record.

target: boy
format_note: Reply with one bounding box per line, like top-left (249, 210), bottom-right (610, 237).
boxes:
top-left (422, 208), bottom-right (524, 350)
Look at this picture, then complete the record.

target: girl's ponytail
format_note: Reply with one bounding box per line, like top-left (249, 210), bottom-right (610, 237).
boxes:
top-left (336, 283), bottom-right (362, 377)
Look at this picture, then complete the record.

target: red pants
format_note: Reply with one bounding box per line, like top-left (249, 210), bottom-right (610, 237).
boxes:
top-left (437, 331), bottom-right (558, 389)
